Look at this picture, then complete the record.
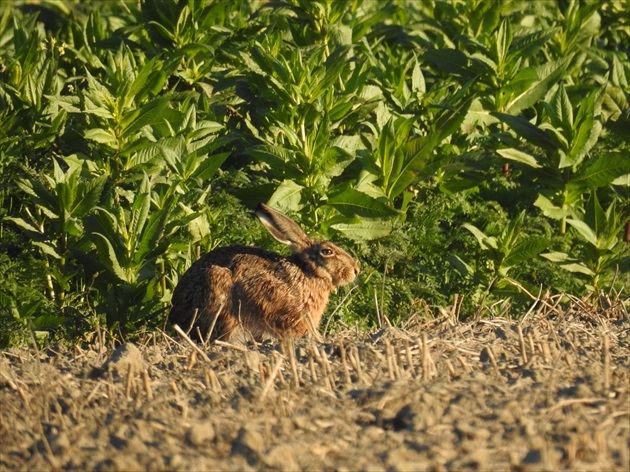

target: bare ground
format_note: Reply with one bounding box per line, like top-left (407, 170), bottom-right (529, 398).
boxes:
top-left (1, 296), bottom-right (629, 471)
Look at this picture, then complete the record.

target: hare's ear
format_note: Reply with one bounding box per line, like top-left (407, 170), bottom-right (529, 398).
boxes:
top-left (256, 203), bottom-right (310, 249)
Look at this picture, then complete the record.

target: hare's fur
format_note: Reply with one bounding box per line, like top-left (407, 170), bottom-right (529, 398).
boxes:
top-left (169, 204), bottom-right (359, 341)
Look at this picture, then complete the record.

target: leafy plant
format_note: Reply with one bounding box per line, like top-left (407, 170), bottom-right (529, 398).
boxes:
top-left (492, 86), bottom-right (628, 234)
top-left (543, 192), bottom-right (629, 292)
top-left (449, 210), bottom-right (549, 302)
top-left (6, 157), bottom-right (107, 301)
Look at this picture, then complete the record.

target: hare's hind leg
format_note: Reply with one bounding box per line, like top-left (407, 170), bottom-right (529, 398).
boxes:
top-left (170, 264), bottom-right (234, 342)
top-left (193, 265), bottom-right (237, 342)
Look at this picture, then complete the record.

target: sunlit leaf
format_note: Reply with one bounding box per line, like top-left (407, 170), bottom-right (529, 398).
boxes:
top-left (462, 223), bottom-right (497, 250)
top-left (92, 232), bottom-right (128, 282)
top-left (541, 252), bottom-right (595, 275)
top-left (566, 218), bottom-right (598, 246)
top-left (494, 18), bottom-right (512, 67)
top-left (534, 194), bottom-right (568, 220)
top-left (568, 152), bottom-right (629, 192)
top-left (268, 180), bottom-right (304, 213)
top-left (496, 148), bottom-right (540, 168)
top-left (507, 56), bottom-right (572, 114)
top-left (32, 241), bottom-right (62, 259)
top-left (328, 216), bottom-right (394, 240)
top-left (84, 128), bottom-right (117, 145)
top-left (327, 188), bottom-right (399, 219)
top-left (5, 217), bottom-right (41, 235)
top-left (563, 87), bottom-right (604, 168)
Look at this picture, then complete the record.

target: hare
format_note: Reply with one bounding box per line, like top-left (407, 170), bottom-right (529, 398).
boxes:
top-left (169, 203), bottom-right (359, 342)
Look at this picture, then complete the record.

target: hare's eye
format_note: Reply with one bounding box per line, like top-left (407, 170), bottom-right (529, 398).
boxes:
top-left (321, 248), bottom-right (334, 256)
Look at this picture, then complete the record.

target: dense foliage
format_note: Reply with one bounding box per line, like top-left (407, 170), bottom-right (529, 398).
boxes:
top-left (1, 0), bottom-right (628, 346)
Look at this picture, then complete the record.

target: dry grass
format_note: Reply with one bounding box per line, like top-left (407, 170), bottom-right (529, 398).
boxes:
top-left (1, 294), bottom-right (628, 470)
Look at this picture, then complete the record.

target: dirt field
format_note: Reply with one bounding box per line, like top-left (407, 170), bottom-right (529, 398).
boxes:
top-left (1, 296), bottom-right (629, 471)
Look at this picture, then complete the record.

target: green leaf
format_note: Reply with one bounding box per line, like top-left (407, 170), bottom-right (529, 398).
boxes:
top-left (317, 45), bottom-right (352, 95)
top-left (495, 18), bottom-right (512, 67)
top-left (388, 90), bottom-right (472, 199)
top-left (128, 173), bottom-right (151, 241)
top-left (438, 177), bottom-right (479, 195)
top-left (136, 205), bottom-right (171, 263)
top-left (8, 298), bottom-right (42, 322)
top-left (5, 217), bottom-right (41, 235)
top-left (539, 251), bottom-right (570, 263)
top-left (376, 118), bottom-right (398, 191)
top-left (461, 97), bottom-right (498, 132)
top-left (92, 232), bottom-right (128, 282)
top-left (611, 174), bottom-right (630, 186)
top-left (496, 148), bottom-right (541, 168)
top-left (268, 180), bottom-right (304, 213)
top-left (158, 136), bottom-right (187, 170)
top-left (424, 48), bottom-right (471, 76)
top-left (554, 84), bottom-right (573, 131)
top-left (327, 188), bottom-right (399, 219)
top-left (534, 194), bottom-right (568, 220)
top-left (121, 95), bottom-right (173, 138)
top-left (500, 210), bottom-right (526, 249)
top-left (469, 0), bottom-right (500, 36)
top-left (568, 152), bottom-right (629, 193)
top-left (563, 88), bottom-right (604, 168)
top-left (505, 29), bottom-right (557, 67)
top-left (584, 192), bottom-right (607, 244)
top-left (321, 140), bottom-right (360, 181)
top-left (507, 56), bottom-right (572, 114)
top-left (32, 241), bottom-right (62, 259)
top-left (566, 218), bottom-right (598, 246)
top-left (446, 255), bottom-right (474, 278)
top-left (85, 128), bottom-right (117, 145)
top-left (52, 158), bottom-right (66, 185)
top-left (32, 314), bottom-right (71, 330)
top-left (541, 252), bottom-right (595, 276)
top-left (250, 46), bottom-right (291, 84)
top-left (501, 67), bottom-right (539, 98)
top-left (128, 55), bottom-right (165, 101)
top-left (503, 237), bottom-right (549, 268)
top-left (85, 209), bottom-right (125, 255)
top-left (492, 112), bottom-right (558, 151)
top-left (462, 223), bottom-right (497, 250)
top-left (178, 202), bottom-right (210, 242)
top-left (558, 263), bottom-right (596, 276)
top-left (581, 193), bottom-right (624, 252)
top-left (328, 216), bottom-right (394, 240)
top-left (411, 56), bottom-right (426, 94)
top-left (191, 152), bottom-right (230, 181)
top-left (248, 145), bottom-right (299, 178)
top-left (71, 174), bottom-right (107, 218)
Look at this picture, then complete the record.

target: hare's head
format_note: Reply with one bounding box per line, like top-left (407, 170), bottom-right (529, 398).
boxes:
top-left (256, 203), bottom-right (359, 287)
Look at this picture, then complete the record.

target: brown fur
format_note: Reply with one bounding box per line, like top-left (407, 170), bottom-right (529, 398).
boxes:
top-left (169, 204), bottom-right (359, 342)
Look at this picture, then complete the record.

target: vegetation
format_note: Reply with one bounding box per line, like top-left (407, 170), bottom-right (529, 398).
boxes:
top-left (1, 0), bottom-right (628, 347)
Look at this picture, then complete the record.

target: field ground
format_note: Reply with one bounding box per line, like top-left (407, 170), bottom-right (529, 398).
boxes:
top-left (1, 297), bottom-right (628, 471)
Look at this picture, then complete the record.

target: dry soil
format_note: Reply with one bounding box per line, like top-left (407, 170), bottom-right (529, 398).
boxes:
top-left (1, 295), bottom-right (629, 471)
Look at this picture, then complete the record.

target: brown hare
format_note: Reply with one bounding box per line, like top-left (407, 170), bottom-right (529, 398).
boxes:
top-left (169, 203), bottom-right (359, 342)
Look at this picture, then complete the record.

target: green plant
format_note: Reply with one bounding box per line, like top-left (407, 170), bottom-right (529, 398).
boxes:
top-left (492, 87), bottom-right (628, 234)
top-left (448, 210), bottom-right (549, 304)
top-left (543, 191), bottom-right (629, 292)
top-left (6, 156), bottom-right (107, 302)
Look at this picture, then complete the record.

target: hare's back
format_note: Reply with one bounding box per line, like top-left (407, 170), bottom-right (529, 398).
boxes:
top-left (168, 245), bottom-right (296, 332)
top-left (189, 245), bottom-right (285, 272)
top-left (171, 245), bottom-right (289, 301)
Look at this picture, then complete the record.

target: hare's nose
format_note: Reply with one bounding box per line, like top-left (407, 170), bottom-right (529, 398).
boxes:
top-left (353, 263), bottom-right (360, 277)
